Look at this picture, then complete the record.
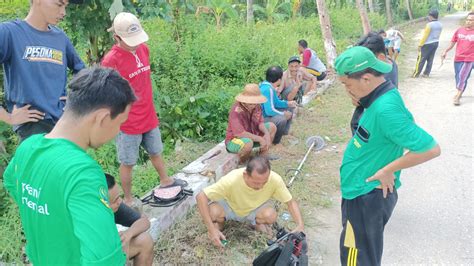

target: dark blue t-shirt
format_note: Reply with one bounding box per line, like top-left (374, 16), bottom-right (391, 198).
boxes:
top-left (0, 20), bottom-right (85, 123)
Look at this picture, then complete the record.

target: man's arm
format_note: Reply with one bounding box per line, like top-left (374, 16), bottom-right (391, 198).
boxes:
top-left (441, 41), bottom-right (456, 59)
top-left (67, 170), bottom-right (126, 265)
top-left (367, 104), bottom-right (441, 198)
top-left (65, 37), bottom-right (85, 74)
top-left (0, 105), bottom-right (45, 125)
top-left (419, 24), bottom-right (431, 48)
top-left (302, 50), bottom-right (311, 67)
top-left (367, 145), bottom-right (440, 198)
top-left (286, 199), bottom-right (304, 233)
top-left (121, 215), bottom-right (151, 248)
top-left (196, 192), bottom-right (225, 248)
top-left (260, 85), bottom-right (285, 117)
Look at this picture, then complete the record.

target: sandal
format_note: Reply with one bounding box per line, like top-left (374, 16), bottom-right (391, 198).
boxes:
top-left (453, 96), bottom-right (461, 106)
top-left (159, 178), bottom-right (188, 188)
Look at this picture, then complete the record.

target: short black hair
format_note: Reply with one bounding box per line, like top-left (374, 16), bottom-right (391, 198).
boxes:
top-left (298, 39), bottom-right (308, 48)
top-left (265, 66), bottom-right (283, 83)
top-left (356, 31), bottom-right (387, 56)
top-left (105, 173), bottom-right (116, 189)
top-left (377, 29), bottom-right (386, 35)
top-left (66, 67), bottom-right (137, 119)
top-left (347, 68), bottom-right (384, 80)
top-left (428, 9), bottom-right (439, 19)
top-left (246, 156), bottom-right (271, 175)
top-left (469, 11), bottom-right (474, 16)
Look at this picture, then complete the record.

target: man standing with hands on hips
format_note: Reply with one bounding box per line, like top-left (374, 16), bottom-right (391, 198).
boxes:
top-left (335, 46), bottom-right (441, 266)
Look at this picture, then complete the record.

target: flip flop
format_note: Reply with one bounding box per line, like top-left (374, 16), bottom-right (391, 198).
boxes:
top-left (159, 178), bottom-right (188, 188)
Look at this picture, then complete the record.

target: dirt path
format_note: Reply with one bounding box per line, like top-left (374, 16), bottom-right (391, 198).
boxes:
top-left (308, 12), bottom-right (473, 265)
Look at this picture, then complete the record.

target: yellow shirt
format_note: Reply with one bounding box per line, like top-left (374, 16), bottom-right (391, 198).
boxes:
top-left (203, 168), bottom-right (293, 217)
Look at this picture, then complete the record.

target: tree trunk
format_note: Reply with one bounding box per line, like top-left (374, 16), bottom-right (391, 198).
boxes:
top-left (385, 0), bottom-right (393, 26)
top-left (406, 0), bottom-right (413, 20)
top-left (356, 0), bottom-right (371, 34)
top-left (368, 0), bottom-right (375, 12)
top-left (315, 0), bottom-right (337, 69)
top-left (246, 0), bottom-right (254, 24)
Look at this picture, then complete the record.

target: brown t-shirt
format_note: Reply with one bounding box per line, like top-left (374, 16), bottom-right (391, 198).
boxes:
top-left (225, 102), bottom-right (265, 144)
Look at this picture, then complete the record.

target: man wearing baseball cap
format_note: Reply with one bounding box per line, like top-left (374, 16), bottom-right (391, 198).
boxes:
top-left (335, 46), bottom-right (441, 265)
top-left (412, 9), bottom-right (443, 78)
top-left (102, 12), bottom-right (187, 207)
top-left (225, 84), bottom-right (277, 163)
top-left (278, 56), bottom-right (317, 103)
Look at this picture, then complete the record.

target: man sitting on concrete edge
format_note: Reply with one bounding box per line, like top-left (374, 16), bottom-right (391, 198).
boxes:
top-left (225, 84), bottom-right (277, 163)
top-left (279, 56), bottom-right (317, 103)
top-left (260, 66), bottom-right (297, 145)
top-left (196, 156), bottom-right (304, 248)
top-left (105, 173), bottom-right (153, 266)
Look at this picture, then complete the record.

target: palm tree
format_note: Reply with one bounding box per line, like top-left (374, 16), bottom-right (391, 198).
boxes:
top-left (356, 0), bottom-right (371, 34)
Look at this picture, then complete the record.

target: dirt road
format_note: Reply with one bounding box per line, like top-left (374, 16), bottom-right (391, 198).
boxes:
top-left (310, 12), bottom-right (473, 265)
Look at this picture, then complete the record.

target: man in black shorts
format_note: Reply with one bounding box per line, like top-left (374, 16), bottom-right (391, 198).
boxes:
top-left (105, 173), bottom-right (154, 265)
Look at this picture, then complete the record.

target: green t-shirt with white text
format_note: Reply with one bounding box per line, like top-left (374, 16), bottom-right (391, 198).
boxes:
top-left (340, 89), bottom-right (437, 200)
top-left (3, 134), bottom-right (126, 265)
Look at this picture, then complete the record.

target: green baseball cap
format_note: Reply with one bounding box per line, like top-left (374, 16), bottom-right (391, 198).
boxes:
top-left (335, 46), bottom-right (392, 76)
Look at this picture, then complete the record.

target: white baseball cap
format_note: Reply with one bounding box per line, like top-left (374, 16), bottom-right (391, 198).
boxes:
top-left (108, 12), bottom-right (149, 47)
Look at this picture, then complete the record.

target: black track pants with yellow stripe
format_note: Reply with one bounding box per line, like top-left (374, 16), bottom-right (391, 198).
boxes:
top-left (340, 189), bottom-right (398, 266)
top-left (412, 42), bottom-right (439, 78)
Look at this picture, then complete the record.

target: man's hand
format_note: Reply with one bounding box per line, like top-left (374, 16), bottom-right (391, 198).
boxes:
top-left (119, 230), bottom-right (133, 253)
top-left (259, 136), bottom-right (269, 152)
top-left (208, 228), bottom-right (226, 249)
top-left (284, 111), bottom-right (292, 120)
top-left (441, 51), bottom-right (447, 60)
top-left (287, 101), bottom-right (297, 108)
top-left (366, 168), bottom-right (395, 198)
top-left (291, 224), bottom-right (304, 234)
top-left (8, 105), bottom-right (45, 125)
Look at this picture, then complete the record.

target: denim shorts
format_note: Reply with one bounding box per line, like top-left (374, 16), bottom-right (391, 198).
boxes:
top-left (115, 127), bottom-right (164, 166)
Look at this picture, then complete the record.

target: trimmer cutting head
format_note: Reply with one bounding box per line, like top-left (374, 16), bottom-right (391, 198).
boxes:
top-left (305, 136), bottom-right (325, 150)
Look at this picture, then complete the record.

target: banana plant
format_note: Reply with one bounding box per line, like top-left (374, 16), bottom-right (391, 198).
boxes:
top-left (196, 0), bottom-right (238, 30)
top-left (253, 0), bottom-right (291, 23)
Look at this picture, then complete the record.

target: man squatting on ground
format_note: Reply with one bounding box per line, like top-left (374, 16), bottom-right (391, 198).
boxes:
top-left (0, 0), bottom-right (85, 140)
top-left (335, 46), bottom-right (441, 265)
top-left (225, 84), bottom-right (277, 163)
top-left (441, 12), bottom-right (474, 106)
top-left (4, 67), bottom-right (136, 265)
top-left (278, 56), bottom-right (317, 103)
top-left (413, 9), bottom-right (443, 78)
top-left (259, 66), bottom-right (297, 145)
top-left (350, 31), bottom-right (399, 135)
top-left (106, 173), bottom-right (154, 265)
top-left (102, 12), bottom-right (187, 207)
top-left (196, 156), bottom-right (304, 249)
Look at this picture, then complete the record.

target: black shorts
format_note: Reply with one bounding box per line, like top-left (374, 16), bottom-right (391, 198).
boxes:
top-left (16, 119), bottom-right (55, 142)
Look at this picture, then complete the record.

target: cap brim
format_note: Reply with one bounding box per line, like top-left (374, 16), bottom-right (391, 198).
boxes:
top-left (235, 95), bottom-right (267, 104)
top-left (371, 60), bottom-right (393, 74)
top-left (69, 0), bottom-right (84, 4)
top-left (121, 31), bottom-right (149, 47)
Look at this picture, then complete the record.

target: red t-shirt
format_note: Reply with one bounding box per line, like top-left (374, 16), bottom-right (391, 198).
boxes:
top-left (225, 102), bottom-right (265, 144)
top-left (102, 44), bottom-right (159, 134)
top-left (451, 27), bottom-right (474, 62)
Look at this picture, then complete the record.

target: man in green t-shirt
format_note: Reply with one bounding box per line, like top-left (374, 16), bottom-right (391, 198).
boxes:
top-left (3, 67), bottom-right (136, 265)
top-left (335, 46), bottom-right (441, 266)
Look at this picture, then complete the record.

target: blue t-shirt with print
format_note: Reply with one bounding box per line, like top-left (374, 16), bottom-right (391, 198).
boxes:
top-left (0, 20), bottom-right (85, 123)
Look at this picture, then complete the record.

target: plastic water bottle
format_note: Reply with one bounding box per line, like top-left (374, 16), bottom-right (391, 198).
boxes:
top-left (281, 212), bottom-right (291, 221)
